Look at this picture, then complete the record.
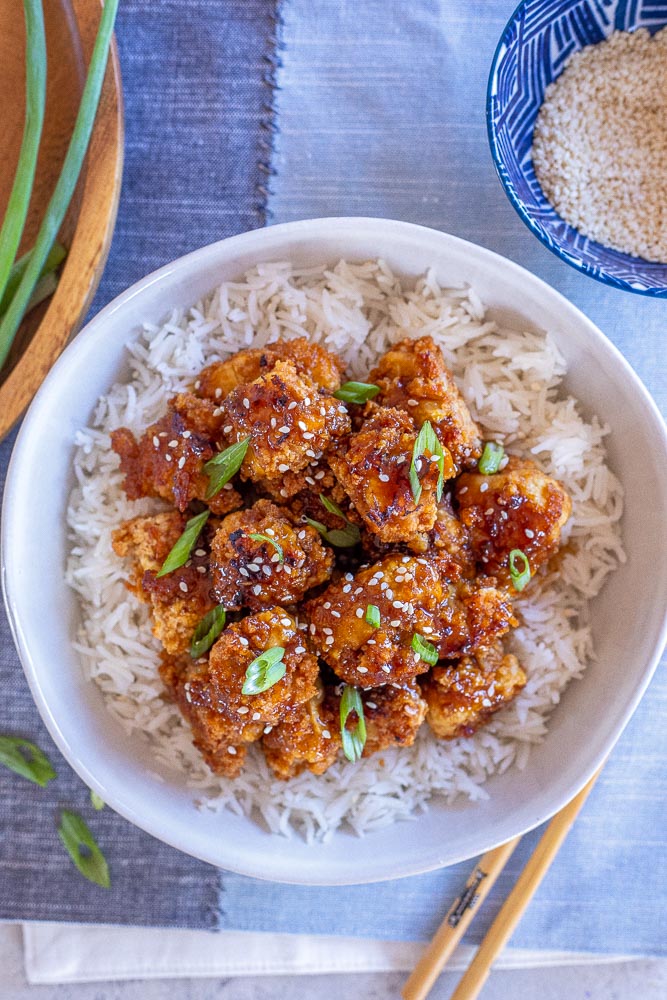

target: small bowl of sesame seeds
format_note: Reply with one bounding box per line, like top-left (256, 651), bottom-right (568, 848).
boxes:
top-left (487, 0), bottom-right (667, 295)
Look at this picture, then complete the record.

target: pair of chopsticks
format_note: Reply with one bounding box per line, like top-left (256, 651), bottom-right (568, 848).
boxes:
top-left (402, 768), bottom-right (602, 1000)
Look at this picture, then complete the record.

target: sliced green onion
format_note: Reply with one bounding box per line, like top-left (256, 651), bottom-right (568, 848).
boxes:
top-left (0, 242), bottom-right (66, 318)
top-left (156, 511), bottom-right (210, 578)
top-left (333, 381), bottom-right (380, 404)
top-left (205, 436), bottom-right (250, 499)
top-left (411, 633), bottom-right (439, 666)
top-left (248, 533), bottom-right (284, 563)
top-left (190, 605), bottom-right (227, 658)
top-left (242, 646), bottom-right (286, 695)
top-left (57, 810), bottom-right (110, 888)
top-left (365, 604), bottom-right (380, 628)
top-left (0, 736), bottom-right (56, 787)
top-left (478, 441), bottom-right (504, 475)
top-left (0, 0), bottom-right (47, 307)
top-left (509, 549), bottom-right (531, 591)
top-left (340, 685), bottom-right (367, 762)
top-left (409, 420), bottom-right (445, 504)
top-left (305, 516), bottom-right (360, 548)
top-left (90, 790), bottom-right (105, 811)
top-left (319, 494), bottom-right (348, 519)
top-left (0, 0), bottom-right (120, 369)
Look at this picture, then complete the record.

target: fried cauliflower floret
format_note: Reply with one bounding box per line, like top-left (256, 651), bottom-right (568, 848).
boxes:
top-left (361, 681), bottom-right (427, 756)
top-left (209, 499), bottom-right (333, 611)
top-left (196, 337), bottom-right (345, 400)
top-left (112, 512), bottom-right (217, 655)
top-left (111, 400), bottom-right (242, 516)
top-left (161, 609), bottom-right (319, 776)
top-left (329, 405), bottom-right (455, 544)
top-left (421, 642), bottom-right (526, 739)
top-left (263, 687), bottom-right (341, 779)
top-left (306, 554), bottom-right (515, 688)
top-left (455, 456), bottom-right (572, 585)
top-left (369, 336), bottom-right (482, 472)
top-left (219, 360), bottom-right (350, 482)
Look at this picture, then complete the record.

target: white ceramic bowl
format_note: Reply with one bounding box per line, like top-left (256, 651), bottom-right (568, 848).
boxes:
top-left (4, 218), bottom-right (667, 884)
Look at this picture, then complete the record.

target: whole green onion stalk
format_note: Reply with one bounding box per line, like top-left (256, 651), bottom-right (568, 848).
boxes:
top-left (0, 0), bottom-right (47, 307)
top-left (0, 0), bottom-right (120, 369)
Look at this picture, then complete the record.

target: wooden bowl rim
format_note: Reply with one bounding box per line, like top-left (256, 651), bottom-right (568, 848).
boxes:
top-left (0, 5), bottom-right (124, 441)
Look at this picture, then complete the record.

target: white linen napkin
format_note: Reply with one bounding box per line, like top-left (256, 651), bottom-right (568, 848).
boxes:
top-left (23, 922), bottom-right (633, 984)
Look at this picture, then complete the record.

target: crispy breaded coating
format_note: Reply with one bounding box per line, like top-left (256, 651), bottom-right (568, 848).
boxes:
top-left (161, 609), bottom-right (319, 776)
top-left (329, 405), bottom-right (455, 544)
top-left (408, 493), bottom-right (476, 577)
top-left (210, 499), bottom-right (333, 610)
top-left (369, 336), bottom-right (482, 472)
top-left (361, 681), bottom-right (427, 757)
top-left (455, 456), bottom-right (572, 585)
top-left (421, 642), bottom-right (526, 739)
top-left (196, 337), bottom-right (345, 400)
top-left (111, 400), bottom-right (242, 516)
top-left (306, 554), bottom-right (515, 688)
top-left (263, 687), bottom-right (341, 779)
top-left (112, 512), bottom-right (217, 655)
top-left (219, 360), bottom-right (350, 482)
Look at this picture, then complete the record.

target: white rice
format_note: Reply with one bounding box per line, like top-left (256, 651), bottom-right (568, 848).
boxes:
top-left (66, 260), bottom-right (625, 842)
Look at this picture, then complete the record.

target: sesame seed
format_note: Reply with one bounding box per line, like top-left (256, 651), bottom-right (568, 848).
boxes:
top-left (262, 565), bottom-right (271, 576)
top-left (326, 635), bottom-right (335, 645)
top-left (358, 665), bottom-right (369, 673)
top-left (324, 602), bottom-right (331, 609)
top-left (223, 424), bottom-right (233, 434)
top-left (525, 528), bottom-right (535, 538)
top-left (382, 665), bottom-right (391, 673)
top-left (320, 406), bottom-right (327, 416)
top-left (239, 567), bottom-right (249, 577)
top-left (303, 397), bottom-right (311, 406)
top-left (238, 706), bottom-right (249, 714)
top-left (303, 432), bottom-right (314, 440)
top-left (197, 566), bottom-right (206, 574)
top-left (271, 553), bottom-right (280, 563)
top-left (366, 701), bottom-right (377, 709)
top-left (194, 548), bottom-right (206, 557)
top-left (355, 608), bottom-right (364, 618)
top-left (459, 486), bottom-right (468, 495)
top-left (295, 646), bottom-right (306, 654)
top-left (309, 624), bottom-right (316, 633)
top-left (243, 398), bottom-right (250, 409)
top-left (485, 507), bottom-right (494, 516)
top-left (306, 450), bottom-right (316, 459)
top-left (223, 483), bottom-right (234, 491)
top-left (314, 469), bottom-right (325, 479)
top-left (278, 463), bottom-right (289, 472)
top-left (404, 705), bottom-right (418, 716)
top-left (415, 459), bottom-right (422, 472)
top-left (152, 436), bottom-right (160, 447)
top-left (354, 587), bottom-right (363, 595)
top-left (279, 425), bottom-right (290, 434)
top-left (194, 380), bottom-right (201, 390)
top-left (252, 584), bottom-right (262, 595)
top-left (480, 482), bottom-right (489, 492)
top-left (213, 407), bottom-right (224, 417)
top-left (379, 473), bottom-right (390, 483)
top-left (369, 579), bottom-right (378, 586)
top-left (390, 619), bottom-right (400, 627)
top-left (323, 626), bottom-right (333, 635)
top-left (177, 456), bottom-right (186, 469)
top-left (288, 401), bottom-right (297, 410)
top-left (179, 581), bottom-right (188, 593)
top-left (164, 454), bottom-right (172, 463)
top-left (215, 388), bottom-right (222, 399)
top-left (423, 626), bottom-right (433, 634)
top-left (392, 600), bottom-right (404, 609)
top-left (407, 398), bottom-right (418, 406)
top-left (322, 729), bottom-right (331, 739)
top-left (227, 746), bottom-right (237, 755)
top-left (238, 637), bottom-right (249, 646)
top-left (168, 439), bottom-right (178, 448)
top-left (402, 556), bottom-right (410, 563)
top-left (264, 725), bottom-right (273, 734)
top-left (281, 617), bottom-right (291, 627)
top-left (182, 430), bottom-right (192, 439)
top-left (159, 432), bottom-right (168, 437)
top-left (342, 584), bottom-right (352, 593)
top-left (331, 610), bottom-right (341, 618)
top-left (270, 417), bottom-right (276, 429)
top-left (345, 573), bottom-right (354, 581)
top-left (247, 563), bottom-right (260, 572)
top-left (385, 589), bottom-right (394, 601)
top-left (252, 712), bottom-right (261, 721)
top-left (298, 420), bottom-right (307, 431)
top-left (305, 476), bottom-right (316, 486)
top-left (280, 489), bottom-right (288, 498)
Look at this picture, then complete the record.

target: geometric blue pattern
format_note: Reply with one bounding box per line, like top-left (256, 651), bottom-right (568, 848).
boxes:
top-left (487, 0), bottom-right (667, 295)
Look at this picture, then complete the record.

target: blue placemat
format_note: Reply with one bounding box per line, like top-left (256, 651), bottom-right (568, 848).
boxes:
top-left (0, 0), bottom-right (282, 927)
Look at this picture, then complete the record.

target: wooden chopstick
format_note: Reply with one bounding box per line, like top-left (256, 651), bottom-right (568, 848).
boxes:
top-left (402, 835), bottom-right (522, 1000)
top-left (403, 767), bottom-right (602, 1000)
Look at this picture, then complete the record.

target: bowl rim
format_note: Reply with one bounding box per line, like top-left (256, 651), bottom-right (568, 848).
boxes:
top-left (485, 0), bottom-right (667, 297)
top-left (3, 216), bottom-right (667, 883)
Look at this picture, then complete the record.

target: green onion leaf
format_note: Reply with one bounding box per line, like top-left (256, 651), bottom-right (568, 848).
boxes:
top-left (0, 243), bottom-right (66, 319)
top-left (411, 633), bottom-right (439, 666)
top-left (365, 604), bottom-right (380, 628)
top-left (205, 436), bottom-right (250, 499)
top-left (248, 533), bottom-right (284, 563)
top-left (57, 810), bottom-right (110, 889)
top-left (0, 0), bottom-right (47, 307)
top-left (319, 494), bottom-right (347, 519)
top-left (90, 790), bottom-right (105, 811)
top-left (0, 0), bottom-right (120, 369)
top-left (333, 381), bottom-right (380, 404)
top-left (478, 441), bottom-right (504, 475)
top-left (509, 549), bottom-right (531, 591)
top-left (0, 736), bottom-right (56, 787)
top-left (242, 646), bottom-right (286, 695)
top-left (190, 605), bottom-right (227, 658)
top-left (305, 517), bottom-right (360, 548)
top-left (409, 420), bottom-right (446, 504)
top-left (156, 511), bottom-right (210, 578)
top-left (340, 685), bottom-right (367, 762)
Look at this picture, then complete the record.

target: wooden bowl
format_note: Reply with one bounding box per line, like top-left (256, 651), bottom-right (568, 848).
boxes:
top-left (0, 0), bottom-right (123, 440)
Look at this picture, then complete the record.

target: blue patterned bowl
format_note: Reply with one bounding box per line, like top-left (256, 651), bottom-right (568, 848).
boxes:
top-left (487, 0), bottom-right (667, 295)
